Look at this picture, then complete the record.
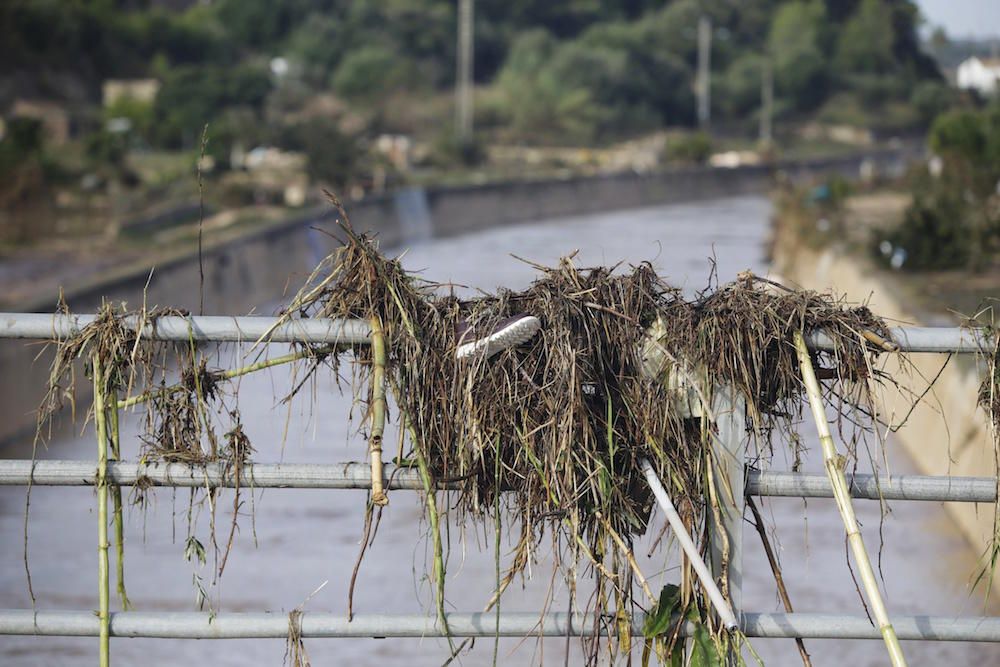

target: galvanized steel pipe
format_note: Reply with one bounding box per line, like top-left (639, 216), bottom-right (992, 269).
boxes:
top-left (0, 313), bottom-right (991, 352)
top-left (805, 326), bottom-right (991, 353)
top-left (2, 460), bottom-right (995, 503)
top-left (0, 313), bottom-right (370, 344)
top-left (3, 610), bottom-right (1000, 641)
top-left (749, 470), bottom-right (998, 503)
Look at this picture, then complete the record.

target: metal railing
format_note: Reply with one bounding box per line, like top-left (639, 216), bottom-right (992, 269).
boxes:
top-left (1, 460), bottom-right (996, 503)
top-left (3, 610), bottom-right (1000, 642)
top-left (1, 313), bottom-right (997, 650)
top-left (0, 313), bottom-right (993, 352)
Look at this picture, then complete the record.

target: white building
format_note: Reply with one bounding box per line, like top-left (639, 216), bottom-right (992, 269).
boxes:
top-left (956, 57), bottom-right (1000, 96)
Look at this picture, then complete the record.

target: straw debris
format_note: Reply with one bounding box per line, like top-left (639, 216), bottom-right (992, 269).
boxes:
top-left (29, 196), bottom-right (933, 665)
top-left (269, 196), bottom-right (896, 662)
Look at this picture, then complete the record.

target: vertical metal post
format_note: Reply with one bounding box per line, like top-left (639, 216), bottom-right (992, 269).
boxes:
top-left (759, 57), bottom-right (773, 146)
top-left (710, 388), bottom-right (744, 616)
top-left (696, 16), bottom-right (712, 129)
top-left (455, 0), bottom-right (474, 141)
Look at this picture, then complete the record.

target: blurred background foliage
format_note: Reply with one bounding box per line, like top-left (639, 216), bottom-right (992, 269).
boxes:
top-left (0, 0), bottom-right (988, 249)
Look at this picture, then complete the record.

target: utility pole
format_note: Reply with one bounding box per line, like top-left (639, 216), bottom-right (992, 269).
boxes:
top-left (759, 56), bottom-right (773, 146)
top-left (455, 0), bottom-right (474, 141)
top-left (696, 16), bottom-right (711, 130)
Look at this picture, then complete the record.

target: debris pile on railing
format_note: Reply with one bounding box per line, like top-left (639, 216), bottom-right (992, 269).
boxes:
top-left (26, 195), bottom-right (998, 666)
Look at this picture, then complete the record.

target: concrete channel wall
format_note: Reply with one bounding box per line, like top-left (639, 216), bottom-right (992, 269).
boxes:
top-left (0, 150), bottom-right (910, 446)
top-left (774, 241), bottom-right (996, 571)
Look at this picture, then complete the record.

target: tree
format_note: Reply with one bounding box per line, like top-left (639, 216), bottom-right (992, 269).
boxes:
top-left (497, 29), bottom-right (606, 141)
top-left (280, 117), bottom-right (361, 188)
top-left (331, 44), bottom-right (418, 100)
top-left (286, 15), bottom-right (348, 85)
top-left (834, 0), bottom-right (895, 76)
top-left (910, 81), bottom-right (953, 126)
top-left (769, 0), bottom-right (830, 111)
top-left (719, 54), bottom-right (767, 119)
top-left (213, 0), bottom-right (313, 48)
top-left (153, 65), bottom-right (272, 148)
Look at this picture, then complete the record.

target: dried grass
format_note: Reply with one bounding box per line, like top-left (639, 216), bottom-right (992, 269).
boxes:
top-left (270, 196), bottom-right (896, 662)
top-left (29, 194), bottom-right (938, 664)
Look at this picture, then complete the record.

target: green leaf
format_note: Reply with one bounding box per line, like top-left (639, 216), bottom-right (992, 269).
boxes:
top-left (642, 583), bottom-right (681, 638)
top-left (689, 621), bottom-right (723, 667)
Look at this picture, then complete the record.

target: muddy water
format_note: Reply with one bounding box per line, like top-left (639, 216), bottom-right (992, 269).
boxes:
top-left (2, 196), bottom-right (998, 665)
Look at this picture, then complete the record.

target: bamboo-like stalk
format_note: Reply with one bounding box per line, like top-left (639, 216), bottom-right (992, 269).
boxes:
top-left (93, 357), bottom-right (111, 667)
top-left (368, 317), bottom-right (388, 506)
top-left (792, 331), bottom-right (907, 666)
top-left (108, 393), bottom-right (130, 610)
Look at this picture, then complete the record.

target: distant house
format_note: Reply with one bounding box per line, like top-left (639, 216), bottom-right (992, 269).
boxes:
top-left (956, 57), bottom-right (1000, 96)
top-left (102, 79), bottom-right (160, 107)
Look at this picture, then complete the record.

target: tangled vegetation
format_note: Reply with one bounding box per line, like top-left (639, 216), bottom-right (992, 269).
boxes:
top-left (30, 196), bottom-right (997, 665)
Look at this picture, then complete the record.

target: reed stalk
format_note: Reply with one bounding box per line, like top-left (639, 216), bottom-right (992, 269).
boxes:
top-left (368, 317), bottom-right (388, 506)
top-left (117, 347), bottom-right (331, 410)
top-left (747, 496), bottom-right (812, 667)
top-left (108, 394), bottom-right (130, 610)
top-left (793, 330), bottom-right (906, 666)
top-left (93, 357), bottom-right (111, 667)
top-left (412, 429), bottom-right (453, 648)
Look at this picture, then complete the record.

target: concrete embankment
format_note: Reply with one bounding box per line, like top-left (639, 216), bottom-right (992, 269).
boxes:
top-left (0, 150), bottom-right (909, 445)
top-left (773, 235), bottom-right (996, 568)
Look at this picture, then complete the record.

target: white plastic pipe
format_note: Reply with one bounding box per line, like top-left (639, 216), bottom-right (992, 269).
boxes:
top-left (640, 459), bottom-right (738, 631)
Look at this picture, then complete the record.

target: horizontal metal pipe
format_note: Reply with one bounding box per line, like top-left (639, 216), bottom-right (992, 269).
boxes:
top-left (0, 460), bottom-right (426, 490)
top-left (2, 460), bottom-right (996, 503)
top-left (0, 313), bottom-right (370, 345)
top-left (805, 326), bottom-right (991, 353)
top-left (2, 610), bottom-right (1000, 641)
top-left (750, 470), bottom-right (998, 503)
top-left (0, 314), bottom-right (990, 353)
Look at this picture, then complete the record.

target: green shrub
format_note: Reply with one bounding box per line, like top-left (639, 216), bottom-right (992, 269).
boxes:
top-left (280, 118), bottom-right (361, 188)
top-left (769, 0), bottom-right (830, 112)
top-left (429, 132), bottom-right (486, 168)
top-left (0, 117), bottom-right (44, 176)
top-left (104, 97), bottom-right (155, 140)
top-left (153, 64), bottom-right (272, 148)
top-left (331, 45), bottom-right (414, 100)
top-left (910, 81), bottom-right (954, 127)
top-left (667, 133), bottom-right (712, 165)
top-left (877, 192), bottom-right (971, 270)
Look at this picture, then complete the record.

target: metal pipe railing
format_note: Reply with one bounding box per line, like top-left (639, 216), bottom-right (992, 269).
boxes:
top-left (806, 326), bottom-right (991, 353)
top-left (750, 470), bottom-right (998, 503)
top-left (1, 460), bottom-right (995, 503)
top-left (0, 313), bottom-right (370, 344)
top-left (2, 309), bottom-right (996, 651)
top-left (0, 313), bottom-right (991, 352)
top-left (2, 610), bottom-right (999, 641)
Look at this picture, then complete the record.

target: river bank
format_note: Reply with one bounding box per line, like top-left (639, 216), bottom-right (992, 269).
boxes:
top-left (772, 191), bottom-right (998, 587)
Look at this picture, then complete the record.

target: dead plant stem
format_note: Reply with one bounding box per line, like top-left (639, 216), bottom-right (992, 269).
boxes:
top-left (409, 425), bottom-right (453, 648)
top-left (747, 496), bottom-right (812, 667)
top-left (368, 317), bottom-right (388, 506)
top-left (793, 330), bottom-right (906, 666)
top-left (109, 395), bottom-right (130, 610)
top-left (117, 348), bottom-right (329, 410)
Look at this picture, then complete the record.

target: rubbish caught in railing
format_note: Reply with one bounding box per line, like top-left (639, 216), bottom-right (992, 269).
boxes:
top-left (5, 200), bottom-right (1000, 665)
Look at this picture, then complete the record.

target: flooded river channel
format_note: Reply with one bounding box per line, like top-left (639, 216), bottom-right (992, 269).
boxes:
top-left (2, 196), bottom-right (998, 665)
